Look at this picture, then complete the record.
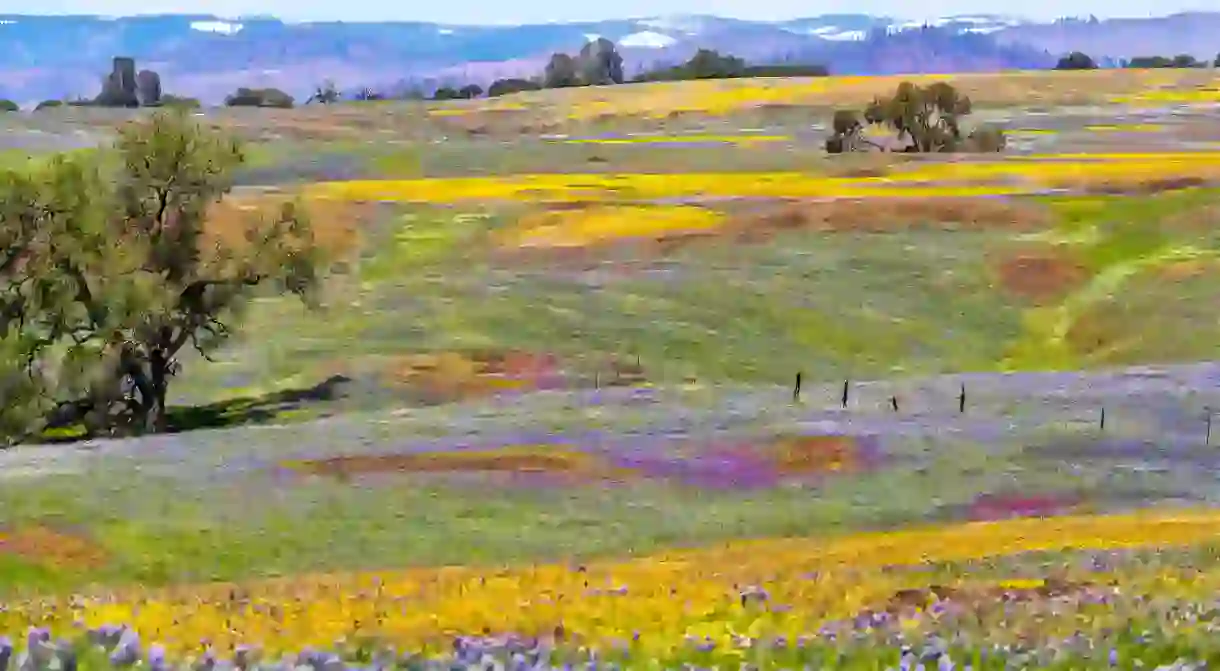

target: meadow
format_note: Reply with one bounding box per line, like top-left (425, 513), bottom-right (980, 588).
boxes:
top-left (4, 69), bottom-right (1220, 668)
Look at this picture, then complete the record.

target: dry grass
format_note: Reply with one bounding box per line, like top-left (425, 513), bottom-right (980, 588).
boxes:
top-left (1063, 308), bottom-right (1126, 359)
top-left (203, 194), bottom-right (373, 257)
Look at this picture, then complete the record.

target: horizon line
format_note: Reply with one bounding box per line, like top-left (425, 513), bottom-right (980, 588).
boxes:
top-left (0, 9), bottom-right (1212, 26)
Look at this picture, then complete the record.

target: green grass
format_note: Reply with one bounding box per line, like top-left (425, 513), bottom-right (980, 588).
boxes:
top-left (171, 210), bottom-right (1027, 409)
top-left (1, 411), bottom-right (1203, 595)
top-left (158, 185), bottom-right (1220, 416)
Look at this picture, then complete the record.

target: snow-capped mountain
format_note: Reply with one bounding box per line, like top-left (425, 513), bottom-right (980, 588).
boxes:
top-left (0, 11), bottom-right (1213, 104)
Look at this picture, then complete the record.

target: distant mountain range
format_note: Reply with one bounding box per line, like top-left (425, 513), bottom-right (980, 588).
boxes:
top-left (0, 11), bottom-right (1217, 106)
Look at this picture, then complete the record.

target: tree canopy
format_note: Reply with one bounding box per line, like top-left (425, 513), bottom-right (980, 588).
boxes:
top-left (1055, 51), bottom-right (1098, 70)
top-left (825, 81), bottom-right (1005, 154)
top-left (0, 110), bottom-right (328, 445)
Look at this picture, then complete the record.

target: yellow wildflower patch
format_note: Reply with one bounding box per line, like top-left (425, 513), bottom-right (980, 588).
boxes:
top-left (1111, 84), bottom-right (1220, 106)
top-left (1083, 123), bottom-right (1165, 133)
top-left (9, 510), bottom-right (1220, 658)
top-left (436, 70), bottom-right (1211, 123)
top-left (499, 205), bottom-right (723, 248)
top-left (306, 173), bottom-right (1013, 204)
top-left (555, 135), bottom-right (791, 145)
top-left (307, 152), bottom-right (1220, 204)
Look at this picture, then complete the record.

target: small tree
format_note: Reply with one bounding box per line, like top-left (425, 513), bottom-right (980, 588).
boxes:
top-left (487, 78), bottom-right (542, 97)
top-left (825, 109), bottom-right (864, 153)
top-left (0, 100), bottom-right (17, 112)
top-left (458, 84), bottom-right (484, 99)
top-left (864, 81), bottom-right (972, 152)
top-left (225, 87), bottom-right (294, 108)
top-left (308, 80), bottom-right (341, 104)
top-left (543, 53), bottom-right (581, 88)
top-left (684, 49), bottom-right (747, 79)
top-left (964, 126), bottom-right (1007, 152)
top-left (1056, 51), bottom-right (1098, 70)
top-left (827, 81), bottom-right (1003, 154)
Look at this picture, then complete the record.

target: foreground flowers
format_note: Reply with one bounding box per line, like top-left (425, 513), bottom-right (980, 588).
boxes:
top-left (4, 510), bottom-right (1220, 668)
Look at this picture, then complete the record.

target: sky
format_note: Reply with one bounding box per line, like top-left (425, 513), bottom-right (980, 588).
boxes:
top-left (2, 0), bottom-right (1209, 25)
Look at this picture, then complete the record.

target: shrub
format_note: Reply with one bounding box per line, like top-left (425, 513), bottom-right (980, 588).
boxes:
top-left (224, 87), bottom-right (294, 108)
top-left (159, 94), bottom-right (201, 109)
top-left (487, 78), bottom-right (542, 97)
top-left (1056, 51), bottom-right (1098, 70)
top-left (634, 49), bottom-right (829, 82)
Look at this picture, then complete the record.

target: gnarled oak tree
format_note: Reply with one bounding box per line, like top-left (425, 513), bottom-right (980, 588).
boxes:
top-left (0, 110), bottom-right (326, 444)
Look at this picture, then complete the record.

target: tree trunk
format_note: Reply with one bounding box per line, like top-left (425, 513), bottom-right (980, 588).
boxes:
top-left (146, 349), bottom-right (169, 433)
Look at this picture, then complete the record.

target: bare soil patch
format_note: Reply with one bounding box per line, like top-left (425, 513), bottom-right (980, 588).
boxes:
top-left (992, 248), bottom-right (1090, 305)
top-left (0, 526), bottom-right (108, 570)
top-left (1081, 175), bottom-right (1211, 195)
top-left (722, 197), bottom-right (1052, 241)
top-left (380, 350), bottom-right (571, 402)
top-left (769, 435), bottom-right (872, 476)
top-left (286, 450), bottom-right (592, 478)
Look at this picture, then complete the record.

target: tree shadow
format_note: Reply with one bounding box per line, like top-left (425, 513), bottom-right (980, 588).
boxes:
top-left (164, 374), bottom-right (354, 433)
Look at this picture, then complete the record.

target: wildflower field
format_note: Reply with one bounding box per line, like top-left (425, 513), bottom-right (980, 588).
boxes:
top-left (7, 70), bottom-right (1220, 668)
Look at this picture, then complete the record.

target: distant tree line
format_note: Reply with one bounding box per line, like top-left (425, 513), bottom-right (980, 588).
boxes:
top-left (631, 49), bottom-right (829, 82)
top-left (358, 40), bottom-right (830, 102)
top-left (1054, 51), bottom-right (1099, 70)
top-left (1121, 54), bottom-right (1209, 69)
top-left (1055, 50), bottom-right (1220, 71)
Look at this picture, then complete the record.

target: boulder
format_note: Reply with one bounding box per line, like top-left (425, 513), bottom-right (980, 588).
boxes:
top-left (96, 56), bottom-right (139, 107)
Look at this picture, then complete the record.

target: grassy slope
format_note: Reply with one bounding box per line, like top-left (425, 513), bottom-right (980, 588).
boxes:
top-left (177, 187), bottom-right (1220, 405)
top-left (7, 90), bottom-right (1220, 595)
top-left (9, 187), bottom-right (1220, 593)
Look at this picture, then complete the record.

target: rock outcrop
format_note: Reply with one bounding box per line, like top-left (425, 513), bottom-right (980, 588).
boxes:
top-left (136, 69), bottom-right (162, 106)
top-left (94, 57), bottom-right (163, 107)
